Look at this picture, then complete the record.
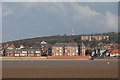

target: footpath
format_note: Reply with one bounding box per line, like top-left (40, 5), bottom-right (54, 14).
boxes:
top-left (1, 57), bottom-right (47, 60)
top-left (1, 56), bottom-right (119, 60)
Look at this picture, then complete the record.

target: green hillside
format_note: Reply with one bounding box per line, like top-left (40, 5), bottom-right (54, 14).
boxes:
top-left (2, 32), bottom-right (119, 48)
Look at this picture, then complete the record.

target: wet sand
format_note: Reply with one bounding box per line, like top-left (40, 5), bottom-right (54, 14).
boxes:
top-left (2, 59), bottom-right (119, 78)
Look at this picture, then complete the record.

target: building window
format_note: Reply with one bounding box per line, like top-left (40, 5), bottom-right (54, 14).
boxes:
top-left (68, 50), bottom-right (70, 53)
top-left (56, 50), bottom-right (59, 53)
top-left (65, 49), bottom-right (67, 53)
top-left (60, 50), bottom-right (62, 53)
top-left (76, 47), bottom-right (78, 49)
top-left (60, 47), bottom-right (62, 50)
top-left (73, 53), bottom-right (75, 56)
top-left (72, 49), bottom-right (75, 53)
top-left (60, 53), bottom-right (62, 56)
top-left (68, 53), bottom-right (70, 56)
top-left (76, 50), bottom-right (78, 53)
top-left (56, 53), bottom-right (59, 56)
top-left (52, 50), bottom-right (54, 53)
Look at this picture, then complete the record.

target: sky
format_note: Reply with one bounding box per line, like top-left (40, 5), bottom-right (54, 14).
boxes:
top-left (2, 2), bottom-right (118, 42)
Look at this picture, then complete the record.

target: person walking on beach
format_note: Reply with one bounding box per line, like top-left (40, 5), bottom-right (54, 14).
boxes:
top-left (90, 48), bottom-right (97, 60)
top-left (3, 49), bottom-right (6, 56)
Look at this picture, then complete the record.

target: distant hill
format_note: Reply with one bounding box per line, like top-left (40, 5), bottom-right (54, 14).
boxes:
top-left (2, 32), bottom-right (119, 48)
top-left (3, 35), bottom-right (80, 48)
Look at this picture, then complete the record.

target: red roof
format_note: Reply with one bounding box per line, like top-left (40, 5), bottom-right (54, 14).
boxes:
top-left (110, 49), bottom-right (120, 54)
top-left (107, 49), bottom-right (113, 53)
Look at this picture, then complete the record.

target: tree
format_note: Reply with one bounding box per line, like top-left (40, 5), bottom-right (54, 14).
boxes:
top-left (90, 40), bottom-right (98, 48)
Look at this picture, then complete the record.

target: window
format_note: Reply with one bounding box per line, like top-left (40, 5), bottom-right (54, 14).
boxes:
top-left (56, 53), bottom-right (59, 56)
top-left (73, 53), bottom-right (75, 56)
top-left (68, 53), bottom-right (70, 56)
top-left (60, 50), bottom-right (62, 53)
top-left (60, 53), bottom-right (62, 56)
top-left (60, 47), bottom-right (62, 50)
top-left (76, 47), bottom-right (78, 49)
top-left (76, 50), bottom-right (78, 53)
top-left (68, 50), bottom-right (70, 53)
top-left (52, 50), bottom-right (54, 53)
top-left (56, 50), bottom-right (59, 53)
top-left (65, 49), bottom-right (67, 53)
top-left (72, 50), bottom-right (75, 53)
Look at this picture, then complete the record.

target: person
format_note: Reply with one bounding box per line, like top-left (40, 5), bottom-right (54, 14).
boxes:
top-left (97, 48), bottom-right (101, 57)
top-left (3, 49), bottom-right (6, 56)
top-left (90, 48), bottom-right (96, 60)
top-left (93, 49), bottom-right (97, 57)
top-left (0, 49), bottom-right (3, 56)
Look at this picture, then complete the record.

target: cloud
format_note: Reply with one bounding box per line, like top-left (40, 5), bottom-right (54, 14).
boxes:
top-left (0, 5), bottom-right (1, 13)
top-left (42, 3), bottom-right (68, 17)
top-left (71, 3), bottom-right (101, 25)
top-left (20, 2), bottom-right (68, 17)
top-left (2, 7), bottom-right (13, 16)
top-left (3, 2), bottom-right (118, 33)
top-left (105, 11), bottom-right (118, 30)
top-left (0, 3), bottom-right (2, 43)
top-left (69, 3), bottom-right (118, 32)
top-left (2, 0), bottom-right (119, 2)
top-left (21, 2), bottom-right (39, 9)
top-left (2, 2), bottom-right (118, 42)
top-left (34, 2), bottom-right (117, 29)
top-left (72, 3), bottom-right (101, 17)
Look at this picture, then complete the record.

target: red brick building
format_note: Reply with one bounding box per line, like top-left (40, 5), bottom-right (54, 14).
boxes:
top-left (81, 35), bottom-right (110, 41)
top-left (6, 49), bottom-right (41, 57)
top-left (65, 43), bottom-right (79, 56)
top-left (106, 49), bottom-right (120, 57)
top-left (52, 43), bottom-right (65, 56)
top-left (110, 49), bottom-right (120, 57)
top-left (40, 41), bottom-right (49, 56)
top-left (52, 42), bottom-right (85, 56)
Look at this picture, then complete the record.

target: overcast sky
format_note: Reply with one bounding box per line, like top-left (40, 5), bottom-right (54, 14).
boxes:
top-left (2, 2), bottom-right (118, 42)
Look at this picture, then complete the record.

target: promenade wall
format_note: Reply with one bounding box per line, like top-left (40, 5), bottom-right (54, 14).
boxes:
top-left (47, 56), bottom-right (91, 59)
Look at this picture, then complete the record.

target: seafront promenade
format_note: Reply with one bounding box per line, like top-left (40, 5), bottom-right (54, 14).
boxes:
top-left (1, 57), bottom-right (47, 60)
top-left (1, 56), bottom-right (91, 60)
top-left (1, 56), bottom-right (119, 60)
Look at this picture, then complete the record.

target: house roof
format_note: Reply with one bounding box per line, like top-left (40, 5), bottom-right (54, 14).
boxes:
top-left (41, 41), bottom-right (47, 45)
top-left (6, 48), bottom-right (41, 52)
top-left (106, 49), bottom-right (113, 53)
top-left (52, 43), bottom-right (66, 47)
top-left (110, 49), bottom-right (120, 54)
top-left (52, 42), bottom-right (81, 47)
top-left (65, 42), bottom-right (78, 47)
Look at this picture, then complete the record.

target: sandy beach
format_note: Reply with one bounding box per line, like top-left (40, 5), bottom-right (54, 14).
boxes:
top-left (2, 59), bottom-right (119, 78)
